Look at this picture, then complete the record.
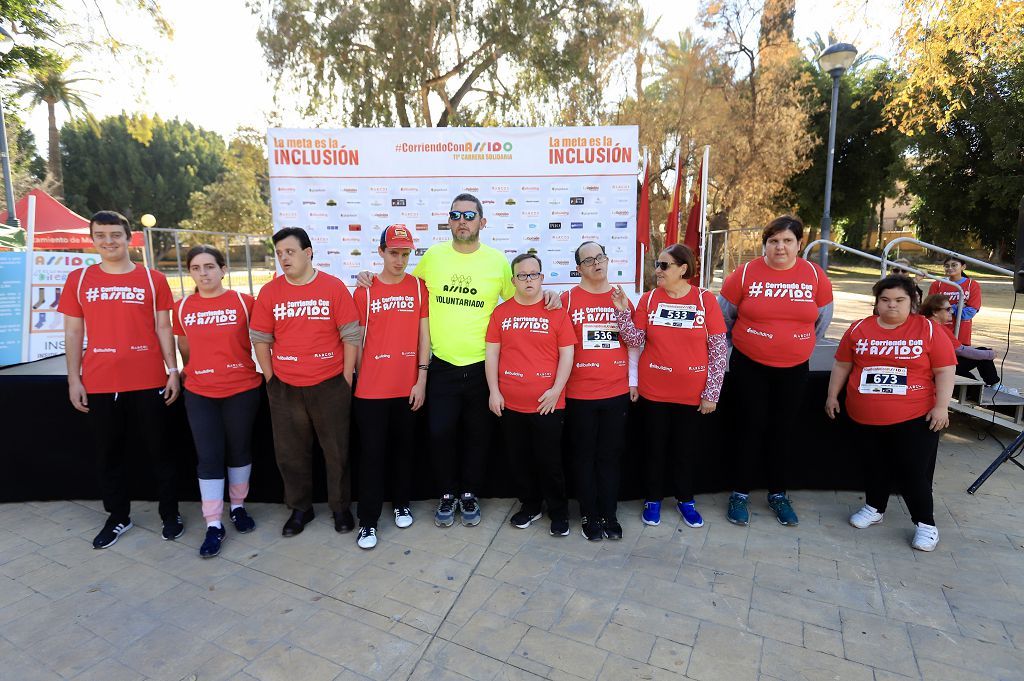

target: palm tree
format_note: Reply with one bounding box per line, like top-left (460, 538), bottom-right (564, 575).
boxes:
top-left (15, 63), bottom-right (94, 199)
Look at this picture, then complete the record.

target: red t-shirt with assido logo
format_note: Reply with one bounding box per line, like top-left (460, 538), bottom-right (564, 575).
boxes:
top-left (633, 286), bottom-right (726, 406)
top-left (835, 314), bottom-right (956, 426)
top-left (172, 290), bottom-right (262, 399)
top-left (353, 275), bottom-right (429, 399)
top-left (58, 264), bottom-right (173, 394)
top-left (560, 286), bottom-right (632, 400)
top-left (720, 257), bottom-right (833, 368)
top-left (250, 271), bottom-right (359, 387)
top-left (485, 298), bottom-right (577, 413)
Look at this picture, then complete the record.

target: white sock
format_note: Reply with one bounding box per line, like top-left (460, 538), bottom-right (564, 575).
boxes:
top-left (208, 520), bottom-right (223, 529)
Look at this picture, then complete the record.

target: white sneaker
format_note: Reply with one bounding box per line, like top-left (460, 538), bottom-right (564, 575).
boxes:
top-left (849, 505), bottom-right (883, 529)
top-left (394, 507), bottom-right (413, 529)
top-left (911, 523), bottom-right (939, 552)
top-left (991, 383), bottom-right (1021, 397)
top-left (357, 526), bottom-right (377, 549)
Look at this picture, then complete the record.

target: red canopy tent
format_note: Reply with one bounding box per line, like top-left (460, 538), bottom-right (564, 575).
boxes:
top-left (0, 189), bottom-right (144, 250)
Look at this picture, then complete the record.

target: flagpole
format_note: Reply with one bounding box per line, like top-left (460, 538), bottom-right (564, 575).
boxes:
top-left (699, 145), bottom-right (710, 288)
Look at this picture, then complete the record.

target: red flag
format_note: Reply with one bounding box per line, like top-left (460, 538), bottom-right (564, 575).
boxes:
top-left (683, 156), bottom-right (704, 284)
top-left (664, 152), bottom-right (684, 246)
top-left (636, 155), bottom-right (651, 291)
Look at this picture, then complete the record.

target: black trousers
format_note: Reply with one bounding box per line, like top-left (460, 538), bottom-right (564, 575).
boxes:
top-left (728, 348), bottom-right (808, 494)
top-left (500, 409), bottom-right (568, 521)
top-left (857, 416), bottom-right (939, 526)
top-left (566, 395), bottom-right (628, 519)
top-left (956, 351), bottom-right (999, 386)
top-left (355, 396), bottom-right (414, 526)
top-left (87, 388), bottom-right (178, 522)
top-left (641, 398), bottom-right (702, 503)
top-left (184, 386), bottom-right (260, 480)
top-left (427, 358), bottom-right (493, 496)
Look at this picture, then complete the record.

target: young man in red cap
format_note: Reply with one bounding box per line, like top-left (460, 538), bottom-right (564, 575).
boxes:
top-left (351, 225), bottom-right (430, 549)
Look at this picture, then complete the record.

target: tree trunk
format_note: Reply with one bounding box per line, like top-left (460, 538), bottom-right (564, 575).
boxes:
top-left (46, 100), bottom-right (64, 199)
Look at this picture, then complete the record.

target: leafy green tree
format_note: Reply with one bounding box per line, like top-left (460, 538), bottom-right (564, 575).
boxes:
top-left (250, 0), bottom-right (633, 126)
top-left (906, 59), bottom-right (1024, 260)
top-left (183, 128), bottom-right (271, 235)
top-left (61, 113), bottom-right (226, 231)
top-left (0, 1), bottom-right (62, 78)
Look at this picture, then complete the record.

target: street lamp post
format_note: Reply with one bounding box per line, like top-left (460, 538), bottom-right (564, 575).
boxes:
top-left (816, 42), bottom-right (858, 270)
top-left (0, 26), bottom-right (19, 228)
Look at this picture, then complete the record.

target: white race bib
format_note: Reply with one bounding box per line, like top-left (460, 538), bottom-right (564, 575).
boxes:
top-left (582, 323), bottom-right (619, 350)
top-left (651, 303), bottom-right (703, 329)
top-left (858, 365), bottom-right (908, 395)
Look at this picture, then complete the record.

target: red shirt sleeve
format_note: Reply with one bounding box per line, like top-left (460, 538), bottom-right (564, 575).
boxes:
top-left (57, 269), bottom-right (84, 318)
top-left (555, 310), bottom-right (577, 347)
top-left (250, 287), bottom-right (275, 334)
top-left (813, 263), bottom-right (834, 305)
top-left (632, 292), bottom-right (650, 331)
top-left (151, 271), bottom-right (174, 311)
top-left (702, 290), bottom-right (726, 335)
top-left (418, 278), bottom-right (429, 318)
top-left (968, 279), bottom-right (982, 311)
top-left (927, 280), bottom-right (940, 296)
top-left (939, 323), bottom-right (962, 351)
top-left (835, 323), bottom-right (856, 362)
top-left (485, 310), bottom-right (501, 343)
top-left (171, 298), bottom-right (185, 336)
top-left (719, 267), bottom-right (742, 306)
top-left (353, 287), bottom-right (368, 327)
top-left (928, 319), bottom-right (957, 368)
top-left (334, 282), bottom-right (359, 328)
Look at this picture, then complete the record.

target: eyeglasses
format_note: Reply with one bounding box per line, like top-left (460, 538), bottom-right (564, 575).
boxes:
top-left (449, 210), bottom-right (478, 221)
top-left (579, 254), bottom-right (608, 267)
top-left (514, 272), bottom-right (543, 281)
top-left (653, 261), bottom-right (675, 270)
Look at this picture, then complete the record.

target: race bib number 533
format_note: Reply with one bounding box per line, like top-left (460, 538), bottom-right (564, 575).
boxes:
top-left (651, 303), bottom-right (702, 329)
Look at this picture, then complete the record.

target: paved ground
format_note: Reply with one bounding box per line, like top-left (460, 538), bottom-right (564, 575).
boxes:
top-left (2, 417), bottom-right (1023, 681)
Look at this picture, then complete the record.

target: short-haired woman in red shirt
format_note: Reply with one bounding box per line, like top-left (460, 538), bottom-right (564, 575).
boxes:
top-left (826, 275), bottom-right (956, 552)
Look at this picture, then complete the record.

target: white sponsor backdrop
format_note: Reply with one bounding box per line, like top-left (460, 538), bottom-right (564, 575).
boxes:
top-left (267, 126), bottom-right (639, 287)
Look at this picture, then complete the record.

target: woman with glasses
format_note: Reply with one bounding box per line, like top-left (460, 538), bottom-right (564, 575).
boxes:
top-left (486, 254), bottom-right (577, 536)
top-left (920, 294), bottom-right (1014, 393)
top-left (826, 275), bottom-right (956, 552)
top-left (561, 241), bottom-right (634, 540)
top-left (717, 215), bottom-right (833, 527)
top-left (611, 244), bottom-right (726, 529)
top-left (928, 256), bottom-right (982, 347)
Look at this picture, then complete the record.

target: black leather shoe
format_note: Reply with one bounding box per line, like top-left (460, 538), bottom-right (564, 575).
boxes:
top-left (282, 508), bottom-right (315, 537)
top-left (333, 509), bottom-right (355, 534)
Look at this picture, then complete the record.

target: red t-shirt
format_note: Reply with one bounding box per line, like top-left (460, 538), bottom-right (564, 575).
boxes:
top-left (936, 323), bottom-right (963, 351)
top-left (172, 290), bottom-right (262, 399)
top-left (250, 271), bottom-right (359, 387)
top-left (835, 314), bottom-right (956, 426)
top-left (353, 275), bottom-right (429, 399)
top-left (928, 278), bottom-right (981, 346)
top-left (58, 264), bottom-right (173, 394)
top-left (485, 298), bottom-right (577, 413)
top-left (560, 286), bottom-right (631, 400)
top-left (720, 257), bottom-right (833, 368)
top-left (633, 286), bottom-right (726, 406)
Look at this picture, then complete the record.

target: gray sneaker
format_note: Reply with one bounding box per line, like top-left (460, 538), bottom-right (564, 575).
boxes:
top-left (459, 494), bottom-right (481, 526)
top-left (434, 494), bottom-right (456, 527)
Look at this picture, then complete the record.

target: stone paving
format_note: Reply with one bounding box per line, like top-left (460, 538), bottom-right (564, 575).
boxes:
top-left (2, 417), bottom-right (1023, 680)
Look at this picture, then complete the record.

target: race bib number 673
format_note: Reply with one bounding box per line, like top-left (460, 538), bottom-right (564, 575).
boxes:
top-left (858, 365), bottom-right (908, 395)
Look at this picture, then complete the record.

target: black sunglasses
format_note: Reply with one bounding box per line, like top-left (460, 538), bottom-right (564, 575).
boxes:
top-left (449, 210), bottom-right (478, 221)
top-left (653, 261), bottom-right (675, 270)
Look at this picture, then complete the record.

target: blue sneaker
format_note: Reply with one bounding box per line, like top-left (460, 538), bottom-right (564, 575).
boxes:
top-left (767, 493), bottom-right (798, 526)
top-left (726, 493), bottom-right (749, 526)
top-left (459, 494), bottom-right (481, 527)
top-left (434, 494), bottom-right (456, 527)
top-left (641, 501), bottom-right (661, 526)
top-left (677, 501), bottom-right (704, 528)
top-left (199, 525), bottom-right (226, 558)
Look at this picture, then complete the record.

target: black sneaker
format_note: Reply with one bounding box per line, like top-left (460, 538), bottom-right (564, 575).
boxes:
top-left (162, 515), bottom-right (185, 541)
top-left (580, 516), bottom-right (603, 541)
top-left (230, 507), bottom-right (256, 533)
top-left (510, 507), bottom-right (542, 529)
top-left (199, 525), bottom-right (226, 558)
top-left (93, 516), bottom-right (132, 549)
top-left (602, 518), bottom-right (623, 540)
top-left (550, 518), bottom-right (570, 537)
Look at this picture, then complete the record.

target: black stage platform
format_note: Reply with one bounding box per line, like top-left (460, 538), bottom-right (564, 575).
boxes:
top-left (0, 343), bottom-right (861, 504)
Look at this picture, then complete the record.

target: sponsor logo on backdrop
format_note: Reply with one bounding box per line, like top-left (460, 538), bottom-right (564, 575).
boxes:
top-left (549, 222), bottom-right (562, 229)
top-left (551, 210), bottom-right (569, 217)
top-left (326, 225), bottom-right (340, 231)
top-left (415, 223), bottom-right (429, 230)
top-left (547, 134), bottom-right (633, 165)
top-left (552, 235), bottom-right (570, 242)
top-left (614, 221), bottom-right (628, 229)
top-left (349, 224), bottom-right (362, 231)
top-left (504, 198), bottom-right (517, 205)
top-left (399, 186), bottom-right (419, 193)
top-left (415, 248), bottom-right (428, 256)
top-left (571, 222), bottom-right (583, 229)
top-left (302, 200), bottom-right (316, 206)
top-left (570, 197), bottom-right (585, 205)
top-left (392, 199), bottom-right (407, 206)
top-left (271, 135), bottom-right (359, 166)
top-left (326, 249), bottom-right (341, 256)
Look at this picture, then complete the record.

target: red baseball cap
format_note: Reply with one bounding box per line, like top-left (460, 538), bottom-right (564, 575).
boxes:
top-left (379, 224), bottom-right (415, 249)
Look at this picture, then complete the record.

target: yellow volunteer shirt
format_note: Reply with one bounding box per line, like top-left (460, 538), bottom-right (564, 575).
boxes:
top-left (414, 241), bottom-right (515, 366)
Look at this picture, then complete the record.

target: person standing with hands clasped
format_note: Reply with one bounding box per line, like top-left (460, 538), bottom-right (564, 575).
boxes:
top-left (612, 244), bottom-right (727, 529)
top-left (173, 245), bottom-right (261, 558)
top-left (826, 275), bottom-right (955, 552)
top-left (59, 211), bottom-right (183, 549)
top-left (351, 225), bottom-right (431, 550)
top-left (486, 254), bottom-right (576, 536)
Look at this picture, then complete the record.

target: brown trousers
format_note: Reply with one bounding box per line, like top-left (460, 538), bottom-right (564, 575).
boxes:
top-left (266, 372), bottom-right (352, 513)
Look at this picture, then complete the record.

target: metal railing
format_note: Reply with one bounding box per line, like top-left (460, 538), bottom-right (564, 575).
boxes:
top-left (143, 227), bottom-right (272, 297)
top-left (704, 226), bottom-right (763, 290)
top-left (804, 239), bottom-right (967, 335)
top-left (881, 237), bottom-right (1014, 279)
